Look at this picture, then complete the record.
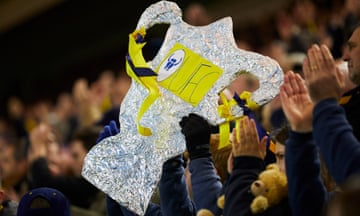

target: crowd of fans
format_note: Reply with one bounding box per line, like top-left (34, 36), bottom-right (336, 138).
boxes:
top-left (0, 0), bottom-right (360, 215)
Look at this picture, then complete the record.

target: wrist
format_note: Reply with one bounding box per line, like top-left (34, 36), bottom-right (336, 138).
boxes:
top-left (290, 124), bottom-right (312, 133)
top-left (188, 144), bottom-right (211, 160)
top-left (312, 96), bottom-right (339, 106)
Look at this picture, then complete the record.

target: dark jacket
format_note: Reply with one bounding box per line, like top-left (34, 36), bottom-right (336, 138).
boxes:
top-left (29, 157), bottom-right (100, 209)
top-left (223, 156), bottom-right (291, 216)
top-left (189, 157), bottom-right (223, 215)
top-left (340, 85), bottom-right (360, 141)
top-left (313, 98), bottom-right (360, 184)
top-left (285, 131), bottom-right (328, 216)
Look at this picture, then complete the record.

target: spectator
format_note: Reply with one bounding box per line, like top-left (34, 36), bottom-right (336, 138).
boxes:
top-left (27, 123), bottom-right (106, 216)
top-left (17, 187), bottom-right (70, 216)
top-left (0, 135), bottom-right (28, 203)
top-left (0, 176), bottom-right (18, 216)
top-left (223, 116), bottom-right (291, 216)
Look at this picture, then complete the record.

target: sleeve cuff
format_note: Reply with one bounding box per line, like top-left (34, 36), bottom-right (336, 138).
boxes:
top-left (233, 156), bottom-right (265, 170)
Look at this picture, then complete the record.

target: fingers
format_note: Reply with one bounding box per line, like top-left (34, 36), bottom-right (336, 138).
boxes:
top-left (103, 125), bottom-right (112, 137)
top-left (179, 116), bottom-right (189, 128)
top-left (281, 71), bottom-right (296, 98)
top-left (307, 44), bottom-right (321, 71)
top-left (321, 44), bottom-right (335, 68)
top-left (335, 67), bottom-right (345, 89)
top-left (279, 85), bottom-right (289, 109)
top-left (248, 118), bottom-right (259, 144)
top-left (295, 73), bottom-right (307, 94)
top-left (109, 120), bottom-right (120, 134)
top-left (232, 116), bottom-right (263, 158)
top-left (260, 136), bottom-right (268, 158)
top-left (312, 44), bottom-right (323, 69)
top-left (231, 127), bottom-right (239, 155)
top-left (239, 116), bottom-right (257, 145)
top-left (303, 57), bottom-right (312, 82)
top-left (305, 44), bottom-right (336, 76)
top-left (227, 152), bottom-right (234, 174)
top-left (288, 71), bottom-right (300, 94)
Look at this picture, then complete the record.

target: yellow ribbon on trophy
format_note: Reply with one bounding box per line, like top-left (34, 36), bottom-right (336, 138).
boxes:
top-left (217, 92), bottom-right (241, 149)
top-left (239, 91), bottom-right (259, 110)
top-left (126, 28), bottom-right (160, 136)
top-left (217, 90), bottom-right (259, 149)
top-left (126, 28), bottom-right (223, 137)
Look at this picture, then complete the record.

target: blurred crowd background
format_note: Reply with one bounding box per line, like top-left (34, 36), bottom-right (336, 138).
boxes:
top-left (0, 0), bottom-right (359, 215)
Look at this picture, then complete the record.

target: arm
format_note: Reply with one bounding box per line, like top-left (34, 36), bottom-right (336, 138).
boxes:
top-left (313, 99), bottom-right (360, 184)
top-left (280, 70), bottom-right (328, 215)
top-left (159, 155), bottom-right (195, 216)
top-left (223, 156), bottom-right (265, 216)
top-left (285, 131), bottom-right (327, 216)
top-left (189, 158), bottom-right (223, 215)
top-left (180, 113), bottom-right (222, 215)
top-left (302, 44), bottom-right (360, 184)
top-left (223, 116), bottom-right (267, 216)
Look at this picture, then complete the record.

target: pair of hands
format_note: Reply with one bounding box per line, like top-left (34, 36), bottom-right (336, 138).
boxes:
top-left (228, 44), bottom-right (344, 171)
top-left (29, 123), bottom-right (73, 176)
top-left (280, 44), bottom-right (344, 133)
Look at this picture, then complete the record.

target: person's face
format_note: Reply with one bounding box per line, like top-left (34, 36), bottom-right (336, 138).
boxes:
top-left (343, 27), bottom-right (360, 85)
top-left (0, 145), bottom-right (17, 186)
top-left (69, 140), bottom-right (87, 176)
top-left (275, 142), bottom-right (286, 174)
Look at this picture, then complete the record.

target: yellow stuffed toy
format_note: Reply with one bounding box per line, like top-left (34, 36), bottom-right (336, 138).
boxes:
top-left (250, 163), bottom-right (288, 214)
top-left (195, 164), bottom-right (287, 215)
top-left (196, 195), bottom-right (224, 216)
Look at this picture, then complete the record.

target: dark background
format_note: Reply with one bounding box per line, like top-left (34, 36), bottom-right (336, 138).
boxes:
top-left (0, 0), bottom-right (290, 116)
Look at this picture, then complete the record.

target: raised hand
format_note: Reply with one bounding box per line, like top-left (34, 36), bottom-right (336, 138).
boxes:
top-left (179, 113), bottom-right (211, 160)
top-left (303, 44), bottom-right (345, 105)
top-left (280, 71), bottom-right (314, 132)
top-left (231, 116), bottom-right (267, 160)
top-left (96, 120), bottom-right (120, 143)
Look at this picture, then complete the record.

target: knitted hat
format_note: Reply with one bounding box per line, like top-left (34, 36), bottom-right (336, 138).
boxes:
top-left (17, 187), bottom-right (70, 216)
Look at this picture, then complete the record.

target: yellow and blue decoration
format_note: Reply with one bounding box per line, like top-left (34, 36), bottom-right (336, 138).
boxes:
top-left (126, 28), bottom-right (222, 136)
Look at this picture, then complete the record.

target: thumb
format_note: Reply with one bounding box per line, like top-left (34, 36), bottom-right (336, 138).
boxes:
top-left (260, 136), bottom-right (268, 159)
top-left (335, 67), bottom-right (346, 95)
top-left (109, 120), bottom-right (119, 135)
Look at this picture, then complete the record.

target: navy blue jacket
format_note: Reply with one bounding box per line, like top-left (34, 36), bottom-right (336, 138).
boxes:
top-left (189, 158), bottom-right (223, 215)
top-left (285, 131), bottom-right (328, 216)
top-left (284, 98), bottom-right (360, 216)
top-left (223, 156), bottom-right (291, 216)
top-left (158, 155), bottom-right (196, 216)
top-left (107, 155), bottom-right (227, 216)
top-left (313, 98), bottom-right (360, 184)
top-left (340, 85), bottom-right (360, 140)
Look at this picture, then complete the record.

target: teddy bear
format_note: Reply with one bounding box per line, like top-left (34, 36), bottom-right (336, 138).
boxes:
top-left (250, 163), bottom-right (288, 214)
top-left (196, 195), bottom-right (224, 216)
top-left (195, 163), bottom-right (287, 215)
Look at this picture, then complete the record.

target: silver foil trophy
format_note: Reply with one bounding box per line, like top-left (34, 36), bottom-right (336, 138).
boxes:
top-left (82, 1), bottom-right (283, 215)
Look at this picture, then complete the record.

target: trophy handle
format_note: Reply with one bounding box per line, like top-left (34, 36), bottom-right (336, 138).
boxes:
top-left (135, 1), bottom-right (183, 30)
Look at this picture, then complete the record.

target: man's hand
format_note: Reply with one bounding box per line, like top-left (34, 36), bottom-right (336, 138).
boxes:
top-left (280, 71), bottom-right (314, 132)
top-left (303, 44), bottom-right (345, 105)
